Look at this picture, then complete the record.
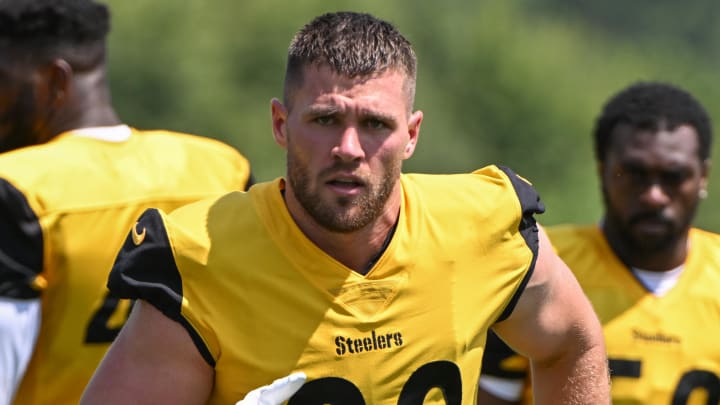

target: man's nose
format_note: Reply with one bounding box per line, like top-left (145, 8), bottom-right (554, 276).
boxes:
top-left (332, 126), bottom-right (365, 161)
top-left (640, 182), bottom-right (671, 208)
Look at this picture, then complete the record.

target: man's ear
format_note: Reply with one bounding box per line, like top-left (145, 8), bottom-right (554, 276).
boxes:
top-left (46, 59), bottom-right (72, 108)
top-left (700, 158), bottom-right (711, 198)
top-left (701, 158), bottom-right (711, 178)
top-left (402, 110), bottom-right (423, 159)
top-left (271, 98), bottom-right (289, 148)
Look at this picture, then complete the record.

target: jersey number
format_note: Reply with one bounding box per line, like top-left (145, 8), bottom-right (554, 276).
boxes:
top-left (609, 358), bottom-right (720, 404)
top-left (84, 292), bottom-right (133, 343)
top-left (288, 360), bottom-right (461, 404)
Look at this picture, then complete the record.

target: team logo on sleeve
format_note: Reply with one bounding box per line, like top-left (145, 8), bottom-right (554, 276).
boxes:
top-left (131, 222), bottom-right (147, 245)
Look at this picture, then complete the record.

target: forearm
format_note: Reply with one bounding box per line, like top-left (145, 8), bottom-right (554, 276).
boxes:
top-left (530, 336), bottom-right (609, 405)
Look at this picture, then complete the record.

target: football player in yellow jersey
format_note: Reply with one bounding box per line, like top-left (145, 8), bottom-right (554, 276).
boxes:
top-left (0, 1), bottom-right (253, 404)
top-left (82, 12), bottom-right (610, 405)
top-left (478, 81), bottom-right (720, 405)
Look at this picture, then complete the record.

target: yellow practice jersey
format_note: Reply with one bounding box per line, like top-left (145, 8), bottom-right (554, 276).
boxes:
top-left (0, 127), bottom-right (252, 405)
top-left (108, 165), bottom-right (544, 404)
top-left (481, 224), bottom-right (720, 405)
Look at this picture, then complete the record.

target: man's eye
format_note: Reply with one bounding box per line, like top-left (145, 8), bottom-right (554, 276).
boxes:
top-left (662, 170), bottom-right (689, 186)
top-left (314, 116), bottom-right (335, 125)
top-left (365, 119), bottom-right (387, 130)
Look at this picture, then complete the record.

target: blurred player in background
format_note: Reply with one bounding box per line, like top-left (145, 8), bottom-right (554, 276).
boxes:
top-left (478, 81), bottom-right (720, 405)
top-left (0, 1), bottom-right (253, 404)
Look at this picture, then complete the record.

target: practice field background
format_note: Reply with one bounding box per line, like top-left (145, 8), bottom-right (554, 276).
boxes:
top-left (104, 0), bottom-right (720, 230)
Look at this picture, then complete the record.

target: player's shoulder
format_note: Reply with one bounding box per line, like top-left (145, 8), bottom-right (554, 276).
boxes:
top-left (169, 190), bottom-right (243, 219)
top-left (688, 227), bottom-right (720, 262)
top-left (403, 164), bottom-right (538, 198)
top-left (133, 128), bottom-right (251, 179)
top-left (472, 164), bottom-right (544, 217)
top-left (545, 223), bottom-right (600, 253)
top-left (690, 227), bottom-right (720, 243)
top-left (401, 165), bottom-right (543, 233)
top-left (0, 140), bottom-right (62, 178)
top-left (166, 189), bottom-right (258, 236)
top-left (545, 223), bottom-right (596, 239)
top-left (0, 143), bottom-right (69, 208)
top-left (137, 129), bottom-right (242, 154)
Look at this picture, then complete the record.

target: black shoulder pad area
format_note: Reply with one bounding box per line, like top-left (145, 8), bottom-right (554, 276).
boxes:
top-left (0, 178), bottom-right (43, 299)
top-left (498, 165), bottom-right (545, 218)
top-left (108, 208), bottom-right (181, 305)
top-left (107, 208), bottom-right (216, 366)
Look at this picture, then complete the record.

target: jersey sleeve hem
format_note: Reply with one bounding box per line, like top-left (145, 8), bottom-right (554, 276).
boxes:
top-left (495, 166), bottom-right (544, 323)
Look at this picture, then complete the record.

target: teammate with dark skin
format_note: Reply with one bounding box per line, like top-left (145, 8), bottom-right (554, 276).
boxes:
top-left (0, 1), bottom-right (120, 152)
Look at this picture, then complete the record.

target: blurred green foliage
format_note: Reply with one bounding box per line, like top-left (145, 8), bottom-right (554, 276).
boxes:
top-left (104, 0), bottom-right (720, 230)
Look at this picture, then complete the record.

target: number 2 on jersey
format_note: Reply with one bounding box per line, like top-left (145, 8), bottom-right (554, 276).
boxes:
top-left (84, 291), bottom-right (133, 343)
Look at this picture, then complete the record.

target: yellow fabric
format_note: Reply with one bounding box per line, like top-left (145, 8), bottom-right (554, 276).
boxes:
top-left (549, 225), bottom-right (720, 405)
top-left (1, 128), bottom-right (251, 405)
top-left (122, 166), bottom-right (540, 404)
top-left (484, 225), bottom-right (720, 405)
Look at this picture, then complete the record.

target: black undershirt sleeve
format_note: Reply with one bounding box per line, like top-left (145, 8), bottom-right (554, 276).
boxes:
top-left (0, 178), bottom-right (43, 299)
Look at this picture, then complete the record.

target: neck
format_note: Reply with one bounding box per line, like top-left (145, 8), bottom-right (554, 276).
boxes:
top-left (284, 186), bottom-right (402, 275)
top-left (50, 67), bottom-right (121, 137)
top-left (602, 220), bottom-right (689, 271)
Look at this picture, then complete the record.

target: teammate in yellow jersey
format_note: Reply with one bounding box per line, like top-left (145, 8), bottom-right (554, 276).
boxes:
top-left (477, 81), bottom-right (720, 405)
top-left (0, 1), bottom-right (253, 404)
top-left (82, 12), bottom-right (610, 405)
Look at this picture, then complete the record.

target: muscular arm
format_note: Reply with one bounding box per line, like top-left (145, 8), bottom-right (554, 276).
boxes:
top-left (81, 300), bottom-right (214, 405)
top-left (491, 225), bottom-right (610, 404)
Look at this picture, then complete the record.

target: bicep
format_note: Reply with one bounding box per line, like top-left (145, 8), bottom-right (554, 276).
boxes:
top-left (81, 300), bottom-right (214, 405)
top-left (492, 224), bottom-right (602, 365)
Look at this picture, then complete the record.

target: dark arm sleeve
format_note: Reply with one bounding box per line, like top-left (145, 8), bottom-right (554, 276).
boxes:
top-left (0, 178), bottom-right (44, 299)
top-left (107, 208), bottom-right (215, 366)
top-left (482, 330), bottom-right (529, 380)
top-left (494, 166), bottom-right (546, 323)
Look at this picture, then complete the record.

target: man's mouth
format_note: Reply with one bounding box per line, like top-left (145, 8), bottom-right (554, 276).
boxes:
top-left (629, 215), bottom-right (672, 235)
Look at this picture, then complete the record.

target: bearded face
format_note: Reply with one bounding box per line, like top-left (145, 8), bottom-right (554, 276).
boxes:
top-left (600, 124), bottom-right (706, 255)
top-left (273, 66), bottom-right (421, 234)
top-left (286, 133), bottom-right (402, 233)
